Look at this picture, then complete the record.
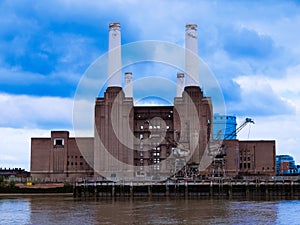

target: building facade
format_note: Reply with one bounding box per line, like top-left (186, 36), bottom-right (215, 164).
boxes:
top-left (276, 155), bottom-right (297, 175)
top-left (31, 131), bottom-right (94, 181)
top-left (30, 23), bottom-right (276, 181)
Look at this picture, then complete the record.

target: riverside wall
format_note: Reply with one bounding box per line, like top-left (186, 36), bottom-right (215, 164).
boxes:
top-left (73, 181), bottom-right (300, 199)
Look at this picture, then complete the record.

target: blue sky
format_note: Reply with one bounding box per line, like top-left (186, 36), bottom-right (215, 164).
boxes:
top-left (1, 0), bottom-right (300, 170)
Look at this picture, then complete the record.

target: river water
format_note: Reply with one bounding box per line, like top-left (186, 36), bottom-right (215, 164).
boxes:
top-left (1, 195), bottom-right (300, 225)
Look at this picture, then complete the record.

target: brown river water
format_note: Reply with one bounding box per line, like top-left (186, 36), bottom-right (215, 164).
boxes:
top-left (1, 195), bottom-right (300, 224)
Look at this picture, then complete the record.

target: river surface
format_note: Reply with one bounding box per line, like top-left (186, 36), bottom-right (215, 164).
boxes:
top-left (1, 195), bottom-right (300, 225)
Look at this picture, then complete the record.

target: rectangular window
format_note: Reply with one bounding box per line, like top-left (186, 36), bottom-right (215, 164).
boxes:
top-left (153, 158), bottom-right (160, 163)
top-left (153, 152), bottom-right (160, 157)
top-left (154, 165), bottom-right (160, 170)
top-left (54, 138), bottom-right (64, 146)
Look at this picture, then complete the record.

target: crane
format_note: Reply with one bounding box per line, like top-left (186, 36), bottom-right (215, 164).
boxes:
top-left (210, 117), bottom-right (254, 177)
top-left (224, 118), bottom-right (254, 140)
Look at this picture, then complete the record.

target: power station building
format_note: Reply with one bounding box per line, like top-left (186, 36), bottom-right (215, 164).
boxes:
top-left (30, 23), bottom-right (276, 182)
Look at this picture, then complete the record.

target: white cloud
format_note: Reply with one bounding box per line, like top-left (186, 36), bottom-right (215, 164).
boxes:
top-left (0, 126), bottom-right (94, 171)
top-left (270, 64), bottom-right (300, 96)
top-left (0, 128), bottom-right (50, 170)
top-left (237, 114), bottom-right (300, 164)
top-left (1, 0), bottom-right (300, 167)
top-left (228, 75), bottom-right (295, 116)
top-left (0, 93), bottom-right (73, 128)
top-left (233, 64), bottom-right (300, 163)
top-left (231, 63), bottom-right (300, 114)
top-left (244, 12), bottom-right (300, 55)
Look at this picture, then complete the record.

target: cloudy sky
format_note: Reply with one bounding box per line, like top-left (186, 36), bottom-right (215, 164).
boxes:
top-left (1, 0), bottom-right (300, 170)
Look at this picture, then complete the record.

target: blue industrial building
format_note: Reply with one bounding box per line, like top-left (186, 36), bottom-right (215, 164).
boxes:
top-left (213, 114), bottom-right (237, 140)
top-left (276, 155), bottom-right (297, 175)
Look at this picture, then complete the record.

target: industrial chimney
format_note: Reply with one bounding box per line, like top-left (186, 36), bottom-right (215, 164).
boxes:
top-left (185, 23), bottom-right (199, 87)
top-left (124, 72), bottom-right (133, 97)
top-left (108, 22), bottom-right (122, 87)
top-left (176, 72), bottom-right (184, 97)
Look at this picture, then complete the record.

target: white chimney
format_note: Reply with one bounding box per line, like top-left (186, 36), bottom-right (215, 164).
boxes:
top-left (124, 72), bottom-right (133, 97)
top-left (185, 23), bottom-right (199, 87)
top-left (108, 22), bottom-right (122, 87)
top-left (176, 72), bottom-right (184, 97)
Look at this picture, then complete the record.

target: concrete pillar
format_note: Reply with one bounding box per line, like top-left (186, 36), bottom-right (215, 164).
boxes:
top-left (185, 23), bottom-right (199, 87)
top-left (124, 72), bottom-right (133, 97)
top-left (246, 182), bottom-right (250, 199)
top-left (185, 181), bottom-right (188, 197)
top-left (112, 182), bottom-right (115, 197)
top-left (176, 72), bottom-right (184, 97)
top-left (108, 22), bottom-right (122, 87)
top-left (148, 185), bottom-right (152, 197)
top-left (228, 182), bottom-right (233, 199)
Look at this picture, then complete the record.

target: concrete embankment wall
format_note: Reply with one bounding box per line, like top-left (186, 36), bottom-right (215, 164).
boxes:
top-left (73, 182), bottom-right (300, 199)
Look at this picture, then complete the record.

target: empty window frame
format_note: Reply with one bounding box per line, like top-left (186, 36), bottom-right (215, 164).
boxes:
top-left (54, 138), bottom-right (64, 146)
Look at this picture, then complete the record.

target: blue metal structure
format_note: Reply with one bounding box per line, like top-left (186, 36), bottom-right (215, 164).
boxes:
top-left (276, 155), bottom-right (297, 175)
top-left (213, 114), bottom-right (237, 140)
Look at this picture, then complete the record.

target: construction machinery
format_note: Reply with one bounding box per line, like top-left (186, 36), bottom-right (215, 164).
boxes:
top-left (210, 118), bottom-right (255, 178)
top-left (168, 118), bottom-right (255, 180)
top-left (166, 137), bottom-right (190, 178)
